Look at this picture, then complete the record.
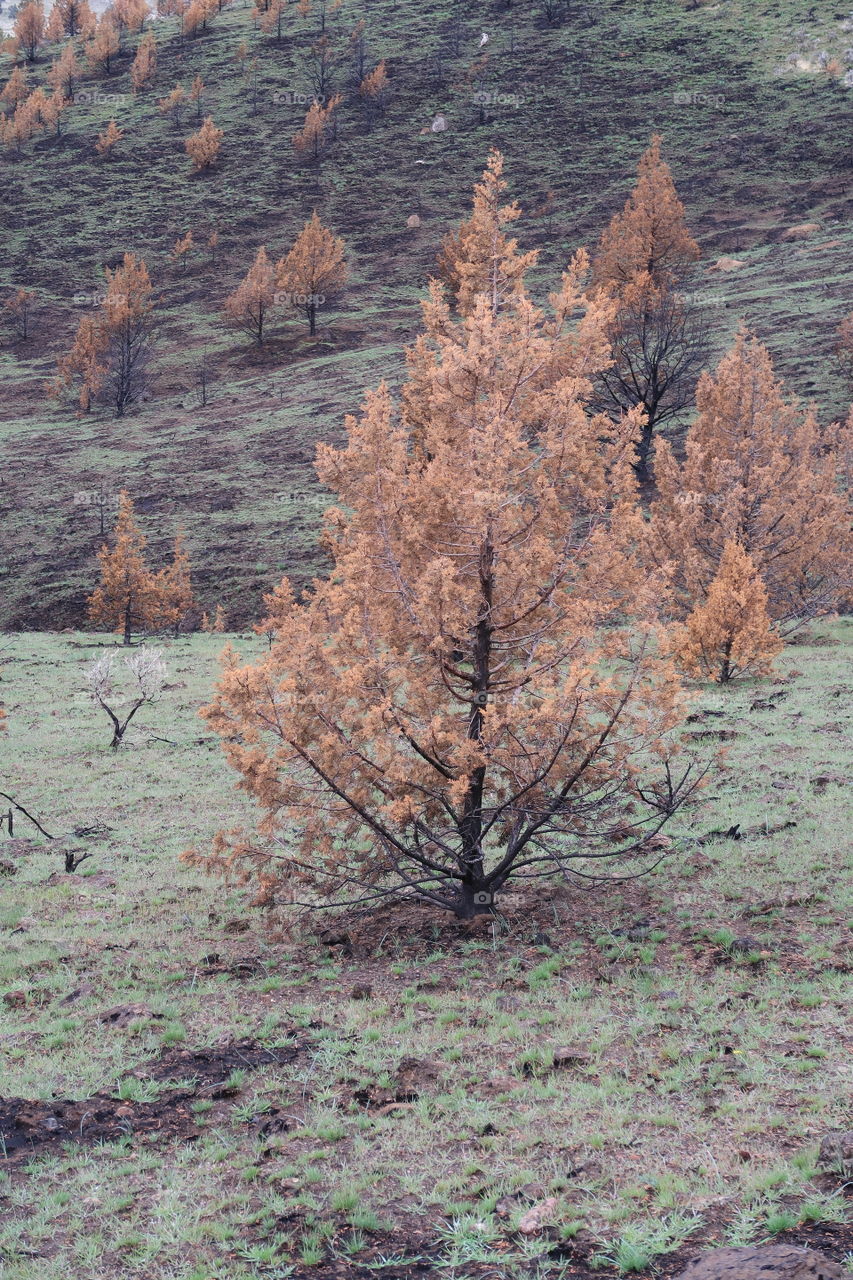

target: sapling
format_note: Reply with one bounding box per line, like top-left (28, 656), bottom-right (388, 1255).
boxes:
top-left (85, 647), bottom-right (166, 748)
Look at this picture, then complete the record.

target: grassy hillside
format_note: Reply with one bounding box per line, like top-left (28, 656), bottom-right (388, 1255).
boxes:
top-left (0, 623), bottom-right (851, 1277)
top-left (1, 0), bottom-right (852, 631)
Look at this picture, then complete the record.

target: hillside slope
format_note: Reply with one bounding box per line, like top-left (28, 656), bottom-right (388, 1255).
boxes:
top-left (1, 0), bottom-right (852, 628)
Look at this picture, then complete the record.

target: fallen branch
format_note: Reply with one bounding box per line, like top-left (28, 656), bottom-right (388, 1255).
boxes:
top-left (0, 791), bottom-right (56, 840)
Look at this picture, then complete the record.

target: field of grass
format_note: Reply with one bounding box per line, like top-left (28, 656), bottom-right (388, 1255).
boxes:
top-left (0, 623), bottom-right (850, 1278)
top-left (2, 0), bottom-right (853, 629)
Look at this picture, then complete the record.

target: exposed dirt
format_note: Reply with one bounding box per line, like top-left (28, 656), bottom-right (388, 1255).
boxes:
top-left (0, 1037), bottom-right (304, 1163)
top-left (220, 1221), bottom-right (853, 1280)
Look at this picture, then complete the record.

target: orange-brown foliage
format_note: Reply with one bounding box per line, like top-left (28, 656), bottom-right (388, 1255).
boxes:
top-left (436, 148), bottom-right (538, 317)
top-left (95, 116), bottom-right (123, 155)
top-left (187, 156), bottom-right (703, 918)
top-left (591, 134), bottom-right (700, 294)
top-left (224, 245), bottom-right (276, 345)
top-left (130, 31), bottom-right (156, 90)
top-left (185, 114), bottom-right (222, 170)
top-left (87, 492), bottom-right (167, 643)
top-left (274, 211), bottom-right (347, 335)
top-left (673, 539), bottom-right (783, 683)
top-left (648, 330), bottom-right (853, 624)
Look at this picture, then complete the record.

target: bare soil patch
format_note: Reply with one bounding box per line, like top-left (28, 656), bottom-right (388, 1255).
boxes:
top-left (0, 1037), bottom-right (305, 1163)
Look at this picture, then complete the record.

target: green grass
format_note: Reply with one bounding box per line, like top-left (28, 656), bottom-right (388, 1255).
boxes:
top-left (0, 621), bottom-right (850, 1275)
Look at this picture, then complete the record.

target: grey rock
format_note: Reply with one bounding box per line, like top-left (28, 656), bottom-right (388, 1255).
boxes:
top-left (817, 1130), bottom-right (853, 1177)
top-left (675, 1246), bottom-right (844, 1280)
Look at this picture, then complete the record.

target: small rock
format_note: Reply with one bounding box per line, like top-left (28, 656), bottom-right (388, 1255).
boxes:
top-left (552, 1045), bottom-right (592, 1068)
top-left (674, 1245), bottom-right (844, 1280)
top-left (406, 214), bottom-right (421, 229)
top-left (224, 918), bottom-right (250, 934)
top-left (728, 935), bottom-right (764, 954)
top-left (431, 113), bottom-right (447, 132)
top-left (98, 1003), bottom-right (156, 1027)
top-left (781, 222), bottom-right (820, 241)
top-left (60, 982), bottom-right (95, 1005)
top-left (394, 1055), bottom-right (441, 1099)
top-left (817, 1130), bottom-right (853, 1177)
top-left (518, 1197), bottom-right (557, 1235)
top-left (708, 256), bottom-right (746, 272)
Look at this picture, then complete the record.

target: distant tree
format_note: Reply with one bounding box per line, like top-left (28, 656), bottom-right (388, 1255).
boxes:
top-left (206, 228), bottom-right (218, 265)
top-left (52, 313), bottom-right (108, 411)
top-left (648, 330), bottom-right (853, 626)
top-left (189, 346), bottom-right (213, 405)
top-left (87, 14), bottom-right (120, 73)
top-left (275, 211), bottom-right (347, 335)
top-left (292, 92), bottom-right (340, 159)
top-left (590, 274), bottom-right (711, 483)
top-left (591, 135), bottom-right (702, 482)
top-left (4, 287), bottom-right (34, 340)
top-left (43, 86), bottom-right (70, 136)
top-left (257, 0), bottom-right (284, 37)
top-left (87, 491), bottom-right (162, 643)
top-left (674, 540), bottom-right (783, 683)
top-left (130, 31), bottom-right (156, 91)
top-left (0, 95), bottom-right (40, 153)
top-left (86, 647), bottom-right (166, 746)
top-left (185, 114), bottom-right (222, 170)
top-left (184, 0), bottom-right (213, 36)
top-left (157, 83), bottom-right (186, 127)
top-left (347, 16), bottom-right (367, 85)
top-left (358, 59), bottom-right (387, 129)
top-left (436, 148), bottom-right (537, 317)
top-left (297, 0), bottom-right (341, 33)
top-left (113, 0), bottom-right (149, 33)
top-left (14, 1), bottom-right (45, 63)
top-left (540, 0), bottom-right (567, 25)
top-left (304, 32), bottom-right (337, 100)
top-left (170, 229), bottom-right (194, 271)
top-left (46, 0), bottom-right (95, 37)
top-left (95, 117), bottom-right (124, 156)
top-left (531, 188), bottom-right (557, 236)
top-left (47, 43), bottom-right (80, 98)
top-left (155, 530), bottom-right (196, 634)
top-left (1, 67), bottom-right (30, 111)
top-left (189, 72), bottom-right (204, 118)
top-left (224, 245), bottom-right (276, 345)
top-left (592, 134), bottom-right (700, 293)
top-left (52, 253), bottom-right (155, 416)
top-left (835, 311), bottom-right (853, 389)
top-left (201, 603), bottom-right (226, 632)
top-left (101, 253), bottom-right (155, 415)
